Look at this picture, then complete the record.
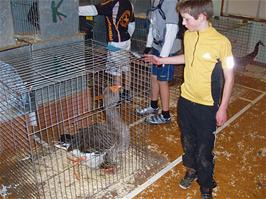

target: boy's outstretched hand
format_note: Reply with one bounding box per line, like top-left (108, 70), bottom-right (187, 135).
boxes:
top-left (143, 54), bottom-right (161, 65)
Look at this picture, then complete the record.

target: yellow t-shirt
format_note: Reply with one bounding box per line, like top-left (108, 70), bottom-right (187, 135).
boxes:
top-left (181, 26), bottom-right (233, 106)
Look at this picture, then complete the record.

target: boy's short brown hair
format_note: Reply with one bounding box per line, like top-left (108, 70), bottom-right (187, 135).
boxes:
top-left (176, 0), bottom-right (214, 20)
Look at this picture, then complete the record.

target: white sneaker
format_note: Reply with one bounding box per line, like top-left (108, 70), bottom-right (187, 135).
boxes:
top-left (136, 106), bottom-right (159, 116)
top-left (145, 114), bottom-right (171, 125)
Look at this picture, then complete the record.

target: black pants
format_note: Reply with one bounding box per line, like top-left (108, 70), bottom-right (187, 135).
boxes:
top-left (177, 97), bottom-right (218, 188)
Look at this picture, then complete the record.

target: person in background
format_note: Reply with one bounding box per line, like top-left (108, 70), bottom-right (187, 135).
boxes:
top-left (144, 0), bottom-right (234, 198)
top-left (136, 0), bottom-right (182, 124)
top-left (79, 0), bottom-right (135, 101)
top-left (79, 16), bottom-right (94, 40)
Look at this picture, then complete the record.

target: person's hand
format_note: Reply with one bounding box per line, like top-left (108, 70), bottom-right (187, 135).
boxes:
top-left (143, 47), bottom-right (152, 54)
top-left (216, 107), bottom-right (227, 126)
top-left (143, 54), bottom-right (161, 65)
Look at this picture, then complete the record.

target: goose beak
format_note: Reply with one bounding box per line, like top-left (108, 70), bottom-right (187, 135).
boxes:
top-left (110, 85), bottom-right (122, 93)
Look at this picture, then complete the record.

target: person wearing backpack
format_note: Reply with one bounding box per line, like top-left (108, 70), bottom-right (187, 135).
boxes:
top-left (136, 0), bottom-right (182, 124)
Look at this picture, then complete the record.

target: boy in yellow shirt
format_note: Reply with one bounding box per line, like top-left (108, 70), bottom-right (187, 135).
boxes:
top-left (144, 0), bottom-right (234, 198)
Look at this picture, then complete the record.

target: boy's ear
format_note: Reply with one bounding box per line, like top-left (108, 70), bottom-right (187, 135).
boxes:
top-left (197, 13), bottom-right (206, 21)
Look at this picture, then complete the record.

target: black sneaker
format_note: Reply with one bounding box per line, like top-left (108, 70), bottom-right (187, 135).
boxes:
top-left (212, 179), bottom-right (217, 189)
top-left (179, 170), bottom-right (197, 189)
top-left (200, 187), bottom-right (213, 199)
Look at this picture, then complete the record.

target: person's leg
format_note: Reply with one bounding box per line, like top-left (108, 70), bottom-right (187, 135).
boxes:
top-left (144, 62), bottom-right (174, 124)
top-left (158, 80), bottom-right (169, 112)
top-left (119, 51), bottom-right (132, 102)
top-left (117, 70), bottom-right (132, 102)
top-left (136, 48), bottom-right (160, 115)
top-left (105, 48), bottom-right (121, 86)
top-left (106, 44), bottom-right (132, 102)
top-left (193, 105), bottom-right (217, 188)
top-left (178, 97), bottom-right (198, 190)
top-left (120, 49), bottom-right (131, 91)
top-left (114, 75), bottom-right (122, 87)
top-left (158, 80), bottom-right (170, 120)
top-left (158, 64), bottom-right (174, 112)
top-left (150, 48), bottom-right (160, 103)
top-left (178, 97), bottom-right (197, 169)
top-left (151, 74), bottom-right (160, 105)
top-left (124, 70), bottom-right (131, 91)
top-left (191, 104), bottom-right (217, 198)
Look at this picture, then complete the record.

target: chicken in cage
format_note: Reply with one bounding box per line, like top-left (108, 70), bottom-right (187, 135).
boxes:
top-left (0, 39), bottom-right (151, 198)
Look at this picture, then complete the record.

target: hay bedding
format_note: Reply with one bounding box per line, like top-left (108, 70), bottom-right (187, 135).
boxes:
top-left (32, 144), bottom-right (167, 199)
top-left (34, 148), bottom-right (140, 198)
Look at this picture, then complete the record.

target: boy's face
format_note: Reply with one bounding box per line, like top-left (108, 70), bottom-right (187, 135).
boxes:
top-left (181, 13), bottom-right (201, 32)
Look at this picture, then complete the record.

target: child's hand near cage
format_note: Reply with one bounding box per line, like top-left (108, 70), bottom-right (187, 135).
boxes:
top-left (143, 54), bottom-right (161, 66)
top-left (143, 54), bottom-right (185, 67)
top-left (143, 47), bottom-right (152, 55)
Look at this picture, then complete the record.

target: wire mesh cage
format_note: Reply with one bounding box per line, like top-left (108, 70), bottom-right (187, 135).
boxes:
top-left (11, 0), bottom-right (40, 40)
top-left (0, 39), bottom-right (151, 198)
top-left (10, 0), bottom-right (79, 42)
top-left (212, 17), bottom-right (266, 65)
top-left (131, 17), bottom-right (149, 54)
top-left (213, 17), bottom-right (253, 57)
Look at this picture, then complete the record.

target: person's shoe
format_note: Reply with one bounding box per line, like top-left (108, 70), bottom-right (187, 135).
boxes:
top-left (136, 106), bottom-right (159, 115)
top-left (212, 179), bottom-right (217, 189)
top-left (179, 170), bottom-right (197, 189)
top-left (200, 187), bottom-right (213, 199)
top-left (119, 91), bottom-right (132, 102)
top-left (196, 179), bottom-right (217, 189)
top-left (145, 114), bottom-right (171, 125)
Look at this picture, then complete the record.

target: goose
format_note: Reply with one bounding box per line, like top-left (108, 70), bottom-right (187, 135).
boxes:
top-left (56, 86), bottom-right (130, 168)
top-left (103, 85), bottom-right (130, 162)
top-left (235, 41), bottom-right (264, 71)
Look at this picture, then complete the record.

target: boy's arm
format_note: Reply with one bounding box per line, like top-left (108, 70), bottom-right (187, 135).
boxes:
top-left (144, 54), bottom-right (185, 65)
top-left (79, 0), bottom-right (114, 16)
top-left (216, 67), bottom-right (234, 126)
top-left (144, 25), bottom-right (154, 54)
top-left (160, 24), bottom-right (178, 57)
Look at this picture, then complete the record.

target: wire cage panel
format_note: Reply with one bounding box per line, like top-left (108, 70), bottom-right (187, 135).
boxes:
top-left (0, 0), bottom-right (16, 48)
top-left (0, 40), bottom-right (151, 198)
top-left (131, 17), bottom-right (149, 54)
top-left (11, 0), bottom-right (40, 39)
top-left (213, 17), bottom-right (266, 64)
top-left (10, 0), bottom-right (79, 41)
top-left (213, 17), bottom-right (253, 57)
